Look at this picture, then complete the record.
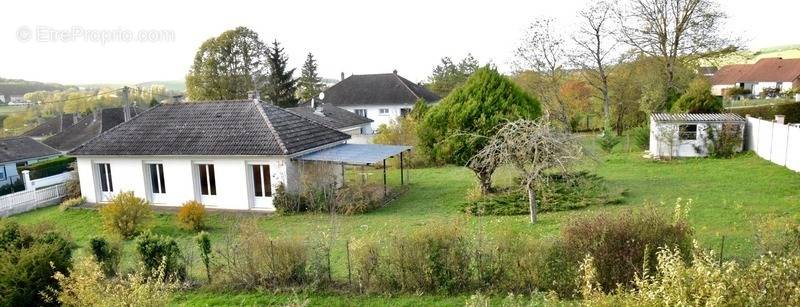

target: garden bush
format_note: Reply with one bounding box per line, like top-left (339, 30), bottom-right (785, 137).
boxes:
top-left (729, 101), bottom-right (800, 123)
top-left (560, 202), bottom-right (693, 293)
top-left (461, 172), bottom-right (624, 216)
top-left (213, 219), bottom-right (307, 289)
top-left (176, 200), bottom-right (206, 231)
top-left (630, 124), bottom-right (650, 150)
top-left (20, 156), bottom-right (75, 179)
top-left (59, 196), bottom-right (86, 211)
top-left (89, 236), bottom-right (121, 277)
top-left (99, 191), bottom-right (152, 239)
top-left (135, 231), bottom-right (186, 281)
top-left (49, 257), bottom-right (178, 306)
top-left (334, 184), bottom-right (386, 215)
top-left (0, 178), bottom-right (24, 196)
top-left (596, 130), bottom-right (621, 153)
top-left (273, 183), bottom-right (308, 214)
top-left (0, 220), bottom-right (75, 306)
top-left (64, 175), bottom-right (82, 199)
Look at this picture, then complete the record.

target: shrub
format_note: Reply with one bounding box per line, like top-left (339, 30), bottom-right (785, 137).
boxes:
top-left (671, 77), bottom-right (722, 113)
top-left (99, 191), bottom-right (152, 239)
top-left (213, 219), bottom-right (307, 289)
top-left (64, 175), bottom-right (82, 200)
top-left (273, 183), bottom-right (308, 214)
top-left (59, 197), bottom-right (86, 211)
top-left (135, 231), bottom-right (186, 281)
top-left (461, 172), bottom-right (624, 216)
top-left (0, 220), bottom-right (75, 306)
top-left (596, 130), bottom-right (621, 153)
top-left (729, 101), bottom-right (800, 123)
top-left (176, 200), bottom-right (206, 231)
top-left (630, 124), bottom-right (650, 150)
top-left (20, 156), bottom-right (75, 179)
top-left (373, 99), bottom-right (433, 168)
top-left (196, 231), bottom-right (212, 283)
top-left (560, 201), bottom-right (693, 293)
top-left (334, 184), bottom-right (386, 215)
top-left (704, 123), bottom-right (743, 158)
top-left (0, 178), bottom-right (24, 196)
top-left (580, 248), bottom-right (800, 306)
top-left (89, 236), bottom-right (121, 277)
top-left (380, 223), bottom-right (472, 293)
top-left (49, 257), bottom-right (178, 306)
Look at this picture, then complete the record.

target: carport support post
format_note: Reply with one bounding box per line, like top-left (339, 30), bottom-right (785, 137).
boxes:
top-left (383, 159), bottom-right (387, 198)
top-left (400, 152), bottom-right (404, 185)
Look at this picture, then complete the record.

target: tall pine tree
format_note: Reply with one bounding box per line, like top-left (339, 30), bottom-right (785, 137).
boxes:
top-left (264, 40), bottom-right (298, 107)
top-left (296, 53), bottom-right (325, 102)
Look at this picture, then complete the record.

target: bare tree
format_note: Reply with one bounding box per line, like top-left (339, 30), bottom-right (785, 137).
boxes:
top-left (618, 0), bottom-right (736, 104)
top-left (515, 19), bottom-right (572, 130)
top-left (471, 119), bottom-right (583, 223)
top-left (571, 1), bottom-right (620, 129)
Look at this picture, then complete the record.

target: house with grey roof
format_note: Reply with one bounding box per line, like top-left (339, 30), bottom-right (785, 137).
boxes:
top-left (43, 107), bottom-right (144, 153)
top-left (23, 113), bottom-right (82, 140)
top-left (311, 70), bottom-right (440, 132)
top-left (0, 137), bottom-right (60, 186)
top-left (69, 99), bottom-right (410, 212)
top-left (649, 113), bottom-right (746, 159)
top-left (287, 103), bottom-right (373, 141)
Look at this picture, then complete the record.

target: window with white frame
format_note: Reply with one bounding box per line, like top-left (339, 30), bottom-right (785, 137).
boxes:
top-left (197, 164), bottom-right (216, 196)
top-left (251, 164), bottom-right (272, 197)
top-left (0, 165), bottom-right (6, 181)
top-left (97, 163), bottom-right (113, 192)
top-left (679, 124), bottom-right (698, 140)
top-left (148, 163), bottom-right (166, 194)
top-left (354, 109), bottom-right (367, 117)
top-left (379, 108), bottom-right (389, 115)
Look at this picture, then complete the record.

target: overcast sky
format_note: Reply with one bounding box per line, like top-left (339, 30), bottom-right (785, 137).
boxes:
top-left (1, 0), bottom-right (798, 85)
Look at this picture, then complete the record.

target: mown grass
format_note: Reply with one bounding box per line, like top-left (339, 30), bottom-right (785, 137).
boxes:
top-left (9, 147), bottom-right (800, 305)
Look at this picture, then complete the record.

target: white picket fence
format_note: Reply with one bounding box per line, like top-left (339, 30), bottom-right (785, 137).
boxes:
top-left (0, 183), bottom-right (67, 217)
top-left (746, 116), bottom-right (800, 172)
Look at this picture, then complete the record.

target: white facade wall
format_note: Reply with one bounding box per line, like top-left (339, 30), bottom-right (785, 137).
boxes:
top-left (649, 120), bottom-right (745, 158)
top-left (752, 81), bottom-right (795, 95)
top-left (711, 84), bottom-right (734, 96)
top-left (77, 156), bottom-right (293, 211)
top-left (340, 104), bottom-right (415, 132)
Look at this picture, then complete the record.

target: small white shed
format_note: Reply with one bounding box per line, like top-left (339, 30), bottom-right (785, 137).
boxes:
top-left (649, 113), bottom-right (746, 158)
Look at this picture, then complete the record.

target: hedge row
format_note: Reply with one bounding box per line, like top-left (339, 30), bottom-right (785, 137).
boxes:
top-left (729, 102), bottom-right (800, 123)
top-left (20, 156), bottom-right (75, 179)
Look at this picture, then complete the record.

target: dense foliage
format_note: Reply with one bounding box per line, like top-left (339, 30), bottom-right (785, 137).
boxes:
top-left (729, 101), bottom-right (800, 123)
top-left (461, 172), bottom-right (624, 216)
top-left (264, 40), bottom-right (298, 107)
top-left (20, 156), bottom-right (75, 179)
top-left (0, 220), bottom-right (75, 306)
top-left (425, 54), bottom-right (480, 96)
top-left (631, 123), bottom-right (650, 150)
top-left (671, 78), bottom-right (723, 113)
top-left (99, 191), bottom-right (153, 239)
top-left (89, 236), bottom-right (121, 277)
top-left (596, 130), bottom-right (621, 153)
top-left (418, 66), bottom-right (541, 166)
top-left (176, 200), bottom-right (206, 231)
top-left (135, 232), bottom-right (186, 281)
top-left (296, 53), bottom-right (325, 102)
top-left (373, 99), bottom-right (432, 168)
top-left (185, 27), bottom-right (268, 101)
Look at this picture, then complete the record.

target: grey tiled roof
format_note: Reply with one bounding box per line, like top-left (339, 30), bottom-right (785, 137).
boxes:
top-left (651, 113), bottom-right (746, 122)
top-left (44, 107), bottom-right (145, 152)
top-left (23, 113), bottom-right (81, 138)
top-left (287, 103), bottom-right (372, 130)
top-left (0, 136), bottom-right (60, 163)
top-left (69, 100), bottom-right (350, 156)
top-left (315, 73), bottom-right (440, 107)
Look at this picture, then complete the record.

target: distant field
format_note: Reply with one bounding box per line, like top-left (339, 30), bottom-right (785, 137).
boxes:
top-left (0, 105), bottom-right (27, 115)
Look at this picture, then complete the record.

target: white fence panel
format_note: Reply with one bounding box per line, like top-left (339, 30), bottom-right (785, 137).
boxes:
top-left (746, 116), bottom-right (800, 173)
top-left (0, 180), bottom-right (68, 217)
top-left (31, 171), bottom-right (73, 189)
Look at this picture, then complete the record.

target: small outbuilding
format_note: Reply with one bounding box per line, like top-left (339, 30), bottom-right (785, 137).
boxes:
top-left (649, 113), bottom-right (746, 159)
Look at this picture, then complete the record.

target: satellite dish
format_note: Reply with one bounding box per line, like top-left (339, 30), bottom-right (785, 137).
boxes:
top-left (318, 92), bottom-right (325, 100)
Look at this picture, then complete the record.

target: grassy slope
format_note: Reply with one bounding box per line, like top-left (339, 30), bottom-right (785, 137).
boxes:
top-left (0, 105), bottom-right (26, 115)
top-left (10, 150), bottom-right (800, 305)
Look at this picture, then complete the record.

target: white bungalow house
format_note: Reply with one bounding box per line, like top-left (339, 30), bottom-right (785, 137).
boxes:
top-left (0, 136), bottom-right (61, 186)
top-left (311, 70), bottom-right (440, 133)
top-left (69, 99), bottom-right (409, 212)
top-left (711, 58), bottom-right (800, 97)
top-left (649, 113), bottom-right (746, 159)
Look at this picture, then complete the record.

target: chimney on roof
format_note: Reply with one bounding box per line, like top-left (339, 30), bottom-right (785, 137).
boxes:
top-left (122, 86), bottom-right (131, 122)
top-left (340, 72), bottom-right (345, 81)
top-left (393, 69), bottom-right (398, 75)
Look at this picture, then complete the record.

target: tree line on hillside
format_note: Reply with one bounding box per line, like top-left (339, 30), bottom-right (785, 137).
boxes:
top-left (185, 27), bottom-right (324, 107)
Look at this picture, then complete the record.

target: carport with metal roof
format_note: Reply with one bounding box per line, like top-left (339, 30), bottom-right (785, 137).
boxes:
top-left (294, 144), bottom-right (412, 196)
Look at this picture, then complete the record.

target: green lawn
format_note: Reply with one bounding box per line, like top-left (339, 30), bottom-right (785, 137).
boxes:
top-left (0, 104), bottom-right (27, 115)
top-left (9, 150), bottom-right (800, 305)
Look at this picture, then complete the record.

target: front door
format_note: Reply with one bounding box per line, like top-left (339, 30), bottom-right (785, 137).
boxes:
top-left (96, 163), bottom-right (114, 201)
top-left (250, 164), bottom-right (273, 210)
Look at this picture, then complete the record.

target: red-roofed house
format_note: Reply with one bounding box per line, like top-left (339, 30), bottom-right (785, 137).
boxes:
top-left (710, 58), bottom-right (800, 96)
